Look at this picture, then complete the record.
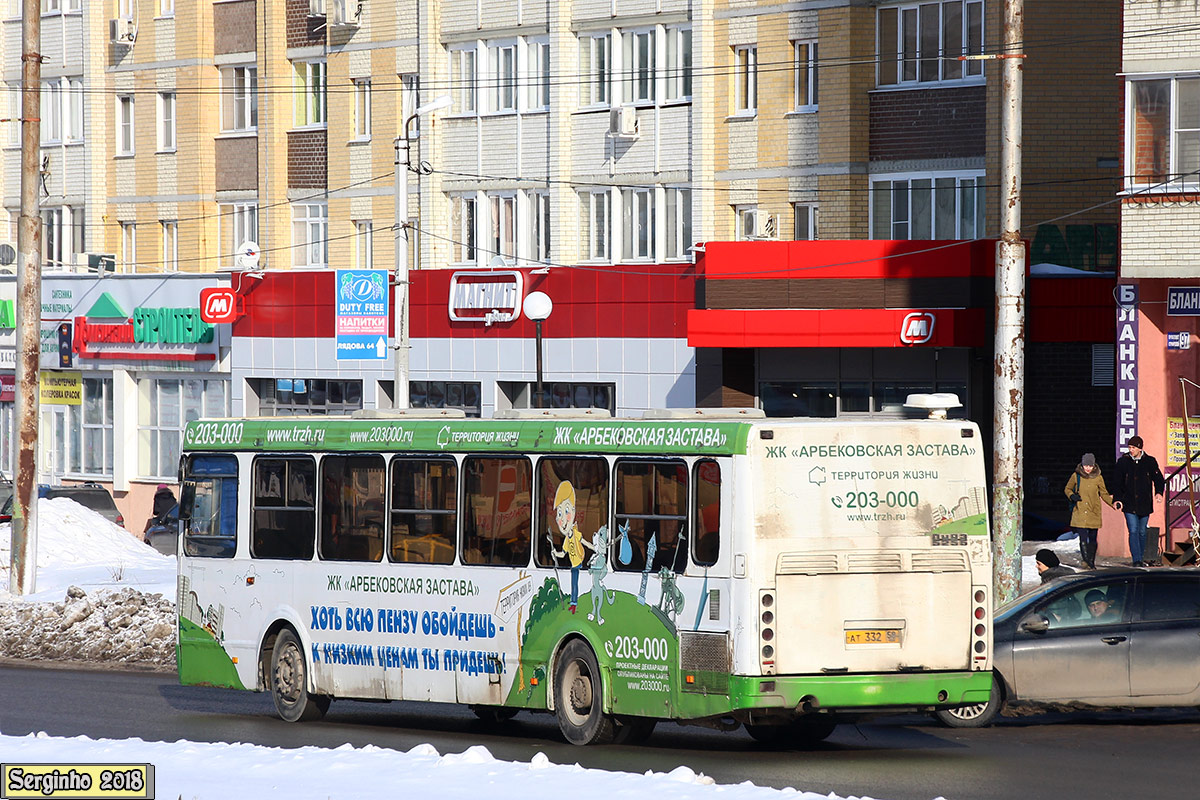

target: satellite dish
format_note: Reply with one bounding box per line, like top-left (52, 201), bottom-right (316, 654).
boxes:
top-left (0, 243), bottom-right (14, 265)
top-left (234, 241), bottom-right (260, 270)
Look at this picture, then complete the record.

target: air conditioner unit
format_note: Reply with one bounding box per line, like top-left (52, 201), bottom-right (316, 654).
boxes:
top-left (609, 105), bottom-right (638, 138)
top-left (754, 214), bottom-right (780, 240)
top-left (331, 0), bottom-right (362, 28)
top-left (109, 18), bottom-right (136, 44)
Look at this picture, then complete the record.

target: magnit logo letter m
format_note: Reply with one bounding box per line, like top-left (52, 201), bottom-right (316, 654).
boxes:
top-left (200, 288), bottom-right (239, 324)
top-left (900, 312), bottom-right (936, 344)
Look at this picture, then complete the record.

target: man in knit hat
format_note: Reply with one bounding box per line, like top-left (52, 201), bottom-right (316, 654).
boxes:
top-left (1036, 548), bottom-right (1075, 583)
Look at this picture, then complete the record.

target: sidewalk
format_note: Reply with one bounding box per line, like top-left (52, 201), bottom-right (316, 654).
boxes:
top-left (1017, 536), bottom-right (1135, 594)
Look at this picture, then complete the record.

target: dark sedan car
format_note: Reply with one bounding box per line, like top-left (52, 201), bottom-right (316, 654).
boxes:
top-left (937, 567), bottom-right (1200, 727)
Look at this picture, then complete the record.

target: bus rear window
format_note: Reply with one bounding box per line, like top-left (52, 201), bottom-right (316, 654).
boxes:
top-left (615, 459), bottom-right (687, 573)
top-left (463, 457), bottom-right (532, 566)
top-left (390, 457), bottom-right (457, 564)
top-left (182, 455), bottom-right (238, 559)
top-left (320, 455), bottom-right (386, 562)
top-left (252, 457), bottom-right (316, 560)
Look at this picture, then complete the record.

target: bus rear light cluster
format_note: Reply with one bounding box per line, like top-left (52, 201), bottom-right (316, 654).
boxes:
top-left (971, 586), bottom-right (989, 666)
top-left (760, 591), bottom-right (776, 673)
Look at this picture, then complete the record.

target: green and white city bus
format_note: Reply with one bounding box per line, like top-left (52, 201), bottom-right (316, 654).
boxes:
top-left (176, 398), bottom-right (993, 745)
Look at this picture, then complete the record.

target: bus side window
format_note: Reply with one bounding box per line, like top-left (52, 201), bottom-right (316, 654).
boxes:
top-left (319, 455), bottom-right (386, 562)
top-left (252, 456), bottom-right (316, 560)
top-left (692, 459), bottom-right (720, 566)
top-left (462, 456), bottom-right (532, 566)
top-left (389, 457), bottom-right (457, 564)
top-left (182, 455), bottom-right (239, 559)
top-left (614, 459), bottom-right (687, 574)
top-left (534, 457), bottom-right (610, 569)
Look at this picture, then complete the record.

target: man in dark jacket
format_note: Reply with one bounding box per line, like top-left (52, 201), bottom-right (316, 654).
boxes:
top-left (1035, 549), bottom-right (1075, 583)
top-left (1111, 435), bottom-right (1165, 566)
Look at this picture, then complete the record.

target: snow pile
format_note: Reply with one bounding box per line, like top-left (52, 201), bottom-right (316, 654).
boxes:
top-left (0, 497), bottom-right (177, 667)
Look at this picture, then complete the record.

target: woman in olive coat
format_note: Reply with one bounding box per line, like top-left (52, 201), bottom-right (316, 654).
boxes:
top-left (1064, 453), bottom-right (1114, 569)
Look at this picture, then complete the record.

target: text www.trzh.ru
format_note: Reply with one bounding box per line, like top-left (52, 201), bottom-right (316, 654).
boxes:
top-left (847, 512), bottom-right (904, 521)
top-left (265, 425), bottom-right (326, 444)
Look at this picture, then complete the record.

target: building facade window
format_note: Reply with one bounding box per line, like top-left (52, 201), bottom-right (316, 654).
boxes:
top-left (292, 202), bottom-right (328, 267)
top-left (221, 66), bottom-right (257, 132)
top-left (794, 41), bottom-right (818, 110)
top-left (621, 187), bottom-right (655, 261)
top-left (253, 378), bottom-right (363, 416)
top-left (401, 73), bottom-right (420, 136)
top-left (878, 0), bottom-right (984, 86)
top-left (529, 190), bottom-right (550, 263)
top-left (488, 192), bottom-right (516, 262)
top-left (870, 172), bottom-right (985, 239)
top-left (157, 91), bottom-right (175, 151)
top-left (353, 220), bottom-right (373, 269)
top-left (664, 27), bottom-right (693, 102)
top-left (579, 33), bottom-right (610, 106)
top-left (623, 30), bottom-right (656, 104)
top-left (410, 381), bottom-right (482, 416)
top-left (293, 61), bottom-right (327, 127)
top-left (39, 78), bottom-right (82, 143)
top-left (116, 94), bottom-right (134, 155)
top-left (735, 46), bottom-right (757, 114)
top-left (450, 47), bottom-right (478, 114)
top-left (526, 39), bottom-right (550, 111)
top-left (502, 381), bottom-right (615, 413)
top-left (794, 204), bottom-right (818, 240)
top-left (450, 194), bottom-right (477, 264)
top-left (158, 0), bottom-right (174, 17)
top-left (219, 202), bottom-right (258, 264)
top-left (82, 377), bottom-right (114, 476)
top-left (42, 206), bottom-right (83, 268)
top-left (161, 220), bottom-right (178, 271)
top-left (352, 78), bottom-right (371, 139)
top-left (1127, 76), bottom-right (1200, 190)
top-left (579, 189), bottom-right (611, 261)
top-left (488, 43), bottom-right (517, 113)
top-left (139, 378), bottom-right (229, 479)
top-left (120, 221), bottom-right (136, 270)
top-left (664, 187), bottom-right (692, 261)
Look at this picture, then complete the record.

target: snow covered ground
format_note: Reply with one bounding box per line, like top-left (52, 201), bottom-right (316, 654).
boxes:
top-left (1, 498), bottom-right (1057, 800)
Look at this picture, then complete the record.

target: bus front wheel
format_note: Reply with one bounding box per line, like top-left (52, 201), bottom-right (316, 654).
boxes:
top-left (270, 628), bottom-right (330, 723)
top-left (554, 640), bottom-right (616, 745)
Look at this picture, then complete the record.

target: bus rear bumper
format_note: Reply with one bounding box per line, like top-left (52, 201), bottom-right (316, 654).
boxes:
top-left (728, 670), bottom-right (993, 713)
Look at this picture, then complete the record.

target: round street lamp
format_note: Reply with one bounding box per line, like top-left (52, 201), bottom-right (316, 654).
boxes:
top-left (522, 291), bottom-right (553, 409)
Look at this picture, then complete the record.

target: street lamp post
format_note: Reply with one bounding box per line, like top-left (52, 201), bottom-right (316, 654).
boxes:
top-left (522, 291), bottom-right (553, 409)
top-left (394, 94), bottom-right (452, 409)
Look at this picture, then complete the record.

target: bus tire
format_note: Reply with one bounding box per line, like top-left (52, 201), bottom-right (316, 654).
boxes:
top-left (554, 640), bottom-right (616, 745)
top-left (934, 675), bottom-right (1003, 728)
top-left (270, 628), bottom-right (330, 723)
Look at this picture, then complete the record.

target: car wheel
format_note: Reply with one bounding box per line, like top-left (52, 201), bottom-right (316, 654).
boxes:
top-left (554, 640), bottom-right (616, 745)
top-left (270, 628), bottom-right (330, 723)
top-left (934, 675), bottom-right (1003, 728)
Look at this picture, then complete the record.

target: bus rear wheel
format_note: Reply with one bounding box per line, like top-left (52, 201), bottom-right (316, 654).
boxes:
top-left (554, 640), bottom-right (616, 745)
top-left (270, 628), bottom-right (330, 723)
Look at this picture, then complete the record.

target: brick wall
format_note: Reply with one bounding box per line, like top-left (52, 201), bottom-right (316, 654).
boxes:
top-left (1025, 341), bottom-right (1117, 522)
top-left (287, 0), bottom-right (324, 49)
top-left (214, 0), bottom-right (257, 55)
top-left (215, 137), bottom-right (259, 191)
top-left (869, 86), bottom-right (986, 162)
top-left (288, 129), bottom-right (327, 188)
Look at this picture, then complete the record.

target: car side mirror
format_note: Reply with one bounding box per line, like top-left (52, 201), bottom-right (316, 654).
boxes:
top-left (1019, 614), bottom-right (1050, 634)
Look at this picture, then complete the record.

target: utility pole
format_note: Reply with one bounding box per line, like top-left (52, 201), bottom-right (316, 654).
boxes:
top-left (992, 0), bottom-right (1026, 604)
top-left (10, 0), bottom-right (42, 595)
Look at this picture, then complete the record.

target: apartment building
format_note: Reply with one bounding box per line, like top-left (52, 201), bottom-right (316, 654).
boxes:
top-left (1115, 0), bottom-right (1200, 558)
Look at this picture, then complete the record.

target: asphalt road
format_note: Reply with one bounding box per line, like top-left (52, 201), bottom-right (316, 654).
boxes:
top-left (1, 662), bottom-right (1197, 800)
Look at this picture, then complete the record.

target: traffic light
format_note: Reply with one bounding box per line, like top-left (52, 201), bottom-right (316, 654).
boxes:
top-left (57, 322), bottom-right (72, 367)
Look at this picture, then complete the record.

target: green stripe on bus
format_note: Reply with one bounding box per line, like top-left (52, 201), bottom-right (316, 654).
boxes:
top-left (728, 670), bottom-right (993, 710)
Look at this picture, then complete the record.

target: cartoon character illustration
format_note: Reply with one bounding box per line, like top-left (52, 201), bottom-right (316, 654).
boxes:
top-left (657, 567), bottom-right (685, 622)
top-left (547, 481), bottom-right (596, 614)
top-left (638, 533), bottom-right (658, 605)
top-left (587, 525), bottom-right (616, 625)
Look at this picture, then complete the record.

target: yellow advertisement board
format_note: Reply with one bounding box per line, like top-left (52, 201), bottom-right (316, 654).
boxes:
top-left (39, 371), bottom-right (82, 406)
top-left (1166, 417), bottom-right (1200, 467)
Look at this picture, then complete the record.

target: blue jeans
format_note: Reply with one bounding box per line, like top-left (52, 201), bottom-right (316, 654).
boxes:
top-left (1124, 512), bottom-right (1150, 563)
